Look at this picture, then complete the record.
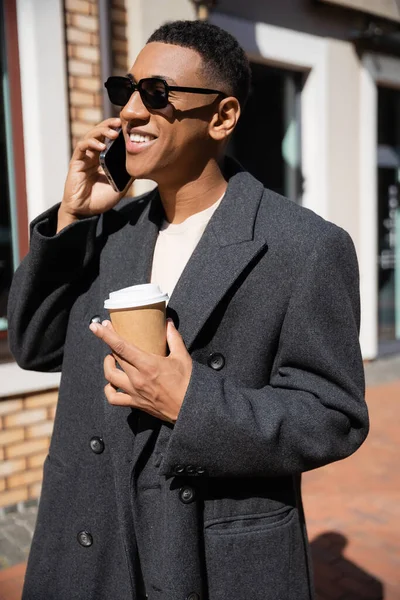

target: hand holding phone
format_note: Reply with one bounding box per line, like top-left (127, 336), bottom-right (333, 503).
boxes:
top-left (100, 128), bottom-right (133, 193)
top-left (58, 118), bottom-right (133, 232)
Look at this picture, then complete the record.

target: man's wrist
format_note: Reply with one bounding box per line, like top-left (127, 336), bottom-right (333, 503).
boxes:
top-left (56, 206), bottom-right (81, 233)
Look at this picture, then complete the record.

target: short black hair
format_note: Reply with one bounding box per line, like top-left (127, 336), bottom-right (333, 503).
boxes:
top-left (147, 20), bottom-right (251, 108)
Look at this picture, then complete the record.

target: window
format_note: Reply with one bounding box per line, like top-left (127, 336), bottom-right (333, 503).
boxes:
top-left (228, 63), bottom-right (303, 203)
top-left (0, 0), bottom-right (29, 363)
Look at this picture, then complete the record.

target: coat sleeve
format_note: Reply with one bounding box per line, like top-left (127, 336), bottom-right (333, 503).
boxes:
top-left (7, 205), bottom-right (99, 372)
top-left (160, 226), bottom-right (369, 478)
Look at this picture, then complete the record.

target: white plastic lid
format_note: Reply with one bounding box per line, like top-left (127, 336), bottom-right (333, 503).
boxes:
top-left (104, 283), bottom-right (168, 310)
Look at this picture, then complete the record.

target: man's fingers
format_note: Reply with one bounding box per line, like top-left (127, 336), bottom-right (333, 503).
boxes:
top-left (90, 320), bottom-right (144, 366)
top-left (74, 137), bottom-right (106, 160)
top-left (104, 354), bottom-right (135, 393)
top-left (166, 319), bottom-right (188, 356)
top-left (104, 383), bottom-right (134, 407)
top-left (104, 383), bottom-right (165, 420)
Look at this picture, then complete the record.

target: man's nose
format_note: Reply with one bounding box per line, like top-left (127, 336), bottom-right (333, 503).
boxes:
top-left (120, 90), bottom-right (150, 121)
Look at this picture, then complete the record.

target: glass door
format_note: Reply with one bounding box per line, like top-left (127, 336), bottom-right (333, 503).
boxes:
top-left (377, 86), bottom-right (400, 355)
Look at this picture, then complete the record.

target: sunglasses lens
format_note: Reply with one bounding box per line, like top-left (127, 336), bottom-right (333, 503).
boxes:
top-left (140, 79), bottom-right (168, 109)
top-left (105, 77), bottom-right (133, 106)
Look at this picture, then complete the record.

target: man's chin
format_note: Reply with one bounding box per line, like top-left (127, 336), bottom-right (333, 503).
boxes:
top-left (126, 159), bottom-right (158, 182)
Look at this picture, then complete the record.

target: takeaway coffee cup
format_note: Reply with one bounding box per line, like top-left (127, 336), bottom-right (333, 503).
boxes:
top-left (104, 284), bottom-right (169, 355)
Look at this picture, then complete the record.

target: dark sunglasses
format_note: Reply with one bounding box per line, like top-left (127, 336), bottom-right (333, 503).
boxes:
top-left (104, 74), bottom-right (227, 110)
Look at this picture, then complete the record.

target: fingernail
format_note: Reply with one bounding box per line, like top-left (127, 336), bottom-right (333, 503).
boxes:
top-left (89, 323), bottom-right (98, 333)
top-left (167, 318), bottom-right (174, 325)
top-left (102, 320), bottom-right (111, 327)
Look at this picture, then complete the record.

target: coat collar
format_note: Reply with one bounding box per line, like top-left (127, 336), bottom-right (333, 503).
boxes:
top-left (166, 163), bottom-right (267, 350)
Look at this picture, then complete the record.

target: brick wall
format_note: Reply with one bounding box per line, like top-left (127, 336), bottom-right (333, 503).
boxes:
top-left (0, 391), bottom-right (57, 508)
top-left (111, 0), bottom-right (129, 77)
top-left (65, 0), bottom-right (102, 149)
top-left (65, 0), bottom-right (129, 149)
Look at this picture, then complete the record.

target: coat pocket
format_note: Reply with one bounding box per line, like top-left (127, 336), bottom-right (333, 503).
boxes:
top-left (204, 508), bottom-right (310, 600)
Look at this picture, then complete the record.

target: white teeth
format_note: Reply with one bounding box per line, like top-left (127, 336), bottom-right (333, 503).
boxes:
top-left (130, 133), bottom-right (154, 143)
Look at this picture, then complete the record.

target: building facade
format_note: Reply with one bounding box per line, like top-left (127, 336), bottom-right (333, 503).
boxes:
top-left (0, 0), bottom-right (399, 509)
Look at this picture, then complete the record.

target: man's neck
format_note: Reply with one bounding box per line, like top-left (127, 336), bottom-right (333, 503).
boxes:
top-left (157, 160), bottom-right (227, 224)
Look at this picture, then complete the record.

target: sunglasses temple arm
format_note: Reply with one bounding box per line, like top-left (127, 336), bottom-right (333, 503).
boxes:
top-left (169, 85), bottom-right (226, 96)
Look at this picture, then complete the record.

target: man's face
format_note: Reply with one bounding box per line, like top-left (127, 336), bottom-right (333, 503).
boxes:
top-left (120, 42), bottom-right (224, 185)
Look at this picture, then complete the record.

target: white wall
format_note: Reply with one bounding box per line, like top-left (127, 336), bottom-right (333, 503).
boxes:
top-left (2, 0), bottom-right (68, 395)
top-left (325, 40), bottom-right (360, 245)
top-left (16, 0), bottom-right (70, 222)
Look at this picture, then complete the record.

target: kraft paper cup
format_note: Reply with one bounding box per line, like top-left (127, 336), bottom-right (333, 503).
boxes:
top-left (104, 284), bottom-right (169, 356)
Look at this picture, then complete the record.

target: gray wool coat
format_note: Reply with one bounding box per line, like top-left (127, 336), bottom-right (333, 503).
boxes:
top-left (8, 164), bottom-right (369, 600)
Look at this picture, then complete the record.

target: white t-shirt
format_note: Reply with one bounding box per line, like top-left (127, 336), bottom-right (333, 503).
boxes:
top-left (150, 196), bottom-right (224, 300)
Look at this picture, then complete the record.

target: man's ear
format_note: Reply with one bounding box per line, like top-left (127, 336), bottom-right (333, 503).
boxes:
top-left (209, 97), bottom-right (241, 142)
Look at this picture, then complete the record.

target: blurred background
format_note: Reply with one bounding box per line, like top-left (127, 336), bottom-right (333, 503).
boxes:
top-left (0, 1), bottom-right (399, 599)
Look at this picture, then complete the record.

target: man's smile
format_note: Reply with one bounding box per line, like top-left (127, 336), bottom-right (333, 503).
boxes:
top-left (125, 127), bottom-right (158, 154)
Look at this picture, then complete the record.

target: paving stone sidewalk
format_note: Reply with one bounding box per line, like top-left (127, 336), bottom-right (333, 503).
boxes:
top-left (0, 506), bottom-right (37, 571)
top-left (0, 355), bottom-right (399, 599)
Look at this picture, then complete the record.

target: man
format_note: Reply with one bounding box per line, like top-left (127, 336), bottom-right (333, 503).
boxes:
top-left (8, 20), bottom-right (368, 600)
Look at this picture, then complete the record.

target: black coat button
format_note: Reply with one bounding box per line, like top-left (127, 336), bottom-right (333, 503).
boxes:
top-left (173, 464), bottom-right (185, 476)
top-left (186, 593), bottom-right (200, 600)
top-left (207, 352), bottom-right (225, 370)
top-left (196, 466), bottom-right (206, 476)
top-left (179, 486), bottom-right (196, 504)
top-left (90, 436), bottom-right (104, 454)
top-left (185, 465), bottom-right (196, 475)
top-left (77, 531), bottom-right (93, 547)
top-left (90, 315), bottom-right (102, 325)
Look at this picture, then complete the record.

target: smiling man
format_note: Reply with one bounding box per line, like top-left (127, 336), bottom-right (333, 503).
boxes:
top-left (8, 20), bottom-right (368, 600)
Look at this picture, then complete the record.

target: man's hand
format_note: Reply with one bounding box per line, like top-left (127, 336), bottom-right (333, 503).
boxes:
top-left (57, 118), bottom-right (132, 233)
top-left (89, 319), bottom-right (192, 423)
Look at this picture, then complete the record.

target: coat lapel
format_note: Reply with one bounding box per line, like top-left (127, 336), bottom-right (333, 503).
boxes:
top-left (99, 191), bottom-right (164, 492)
top-left (100, 190), bottom-right (163, 297)
top-left (167, 170), bottom-right (268, 350)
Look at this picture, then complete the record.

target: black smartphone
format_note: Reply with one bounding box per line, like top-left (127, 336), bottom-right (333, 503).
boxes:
top-left (99, 127), bottom-right (133, 193)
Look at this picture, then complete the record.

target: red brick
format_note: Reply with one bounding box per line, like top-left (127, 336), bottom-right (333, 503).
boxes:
top-left (72, 75), bottom-right (101, 93)
top-left (112, 24), bottom-right (126, 40)
top-left (66, 26), bottom-right (91, 45)
top-left (27, 452), bottom-right (47, 469)
top-left (71, 121), bottom-right (92, 138)
top-left (0, 487), bottom-right (28, 508)
top-left (65, 0), bottom-right (91, 14)
top-left (68, 59), bottom-right (92, 77)
top-left (0, 399), bottom-right (23, 416)
top-left (111, 8), bottom-right (127, 24)
top-left (7, 468), bottom-right (43, 489)
top-left (24, 391), bottom-right (58, 409)
top-left (0, 428), bottom-right (25, 446)
top-left (74, 45), bottom-right (100, 63)
top-left (70, 90), bottom-right (95, 107)
top-left (29, 482), bottom-right (42, 500)
top-left (112, 38), bottom-right (128, 53)
top-left (71, 13), bottom-right (98, 32)
top-left (5, 438), bottom-right (50, 459)
top-left (26, 421), bottom-right (54, 439)
top-left (4, 408), bottom-right (47, 428)
top-left (0, 458), bottom-right (26, 477)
